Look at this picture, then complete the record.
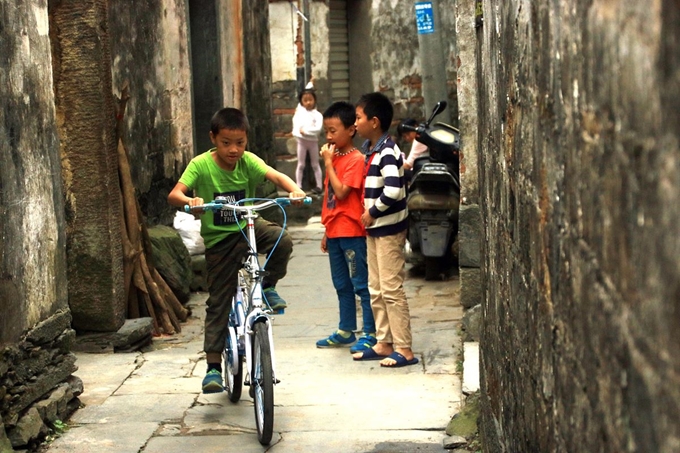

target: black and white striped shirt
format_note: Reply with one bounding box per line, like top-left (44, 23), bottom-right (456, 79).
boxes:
top-left (362, 134), bottom-right (408, 237)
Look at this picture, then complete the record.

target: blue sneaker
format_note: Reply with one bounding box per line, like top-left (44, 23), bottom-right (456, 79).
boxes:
top-left (202, 369), bottom-right (224, 393)
top-left (316, 331), bottom-right (356, 348)
top-left (263, 287), bottom-right (287, 310)
top-left (349, 333), bottom-right (377, 353)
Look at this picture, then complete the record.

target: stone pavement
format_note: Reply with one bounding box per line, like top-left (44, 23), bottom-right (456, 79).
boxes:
top-left (45, 223), bottom-right (465, 453)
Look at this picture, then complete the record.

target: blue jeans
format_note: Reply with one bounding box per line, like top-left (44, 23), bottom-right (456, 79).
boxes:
top-left (327, 237), bottom-right (375, 334)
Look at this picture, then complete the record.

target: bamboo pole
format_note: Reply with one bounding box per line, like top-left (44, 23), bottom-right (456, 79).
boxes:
top-left (115, 83), bottom-right (188, 335)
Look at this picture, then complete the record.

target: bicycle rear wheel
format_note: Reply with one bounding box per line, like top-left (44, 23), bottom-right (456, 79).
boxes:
top-left (252, 322), bottom-right (274, 445)
top-left (224, 327), bottom-right (243, 402)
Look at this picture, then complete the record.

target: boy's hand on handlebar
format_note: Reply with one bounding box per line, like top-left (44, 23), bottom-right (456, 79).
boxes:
top-left (289, 189), bottom-right (307, 206)
top-left (186, 197), bottom-right (204, 212)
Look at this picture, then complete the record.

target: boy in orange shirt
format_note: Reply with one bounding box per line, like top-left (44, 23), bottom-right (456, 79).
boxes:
top-left (316, 101), bottom-right (376, 352)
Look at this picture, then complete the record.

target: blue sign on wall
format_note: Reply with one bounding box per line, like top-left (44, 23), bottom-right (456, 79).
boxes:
top-left (415, 2), bottom-right (435, 35)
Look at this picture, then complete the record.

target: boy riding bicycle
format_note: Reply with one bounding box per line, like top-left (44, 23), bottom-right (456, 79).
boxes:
top-left (168, 107), bottom-right (305, 393)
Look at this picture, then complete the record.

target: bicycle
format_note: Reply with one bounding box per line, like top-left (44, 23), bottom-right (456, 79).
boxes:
top-left (185, 195), bottom-right (310, 445)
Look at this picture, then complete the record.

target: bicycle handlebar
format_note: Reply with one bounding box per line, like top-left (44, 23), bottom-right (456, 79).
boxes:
top-left (184, 196), bottom-right (312, 213)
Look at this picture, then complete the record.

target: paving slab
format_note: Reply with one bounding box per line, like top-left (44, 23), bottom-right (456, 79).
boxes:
top-left (268, 429), bottom-right (446, 453)
top-left (72, 352), bottom-right (141, 406)
top-left (144, 433), bottom-right (280, 453)
top-left (70, 393), bottom-right (197, 424)
top-left (114, 346), bottom-right (202, 395)
top-left (115, 373), bottom-right (202, 395)
top-left (463, 341), bottom-right (480, 394)
top-left (183, 394), bottom-right (255, 434)
top-left (46, 422), bottom-right (158, 453)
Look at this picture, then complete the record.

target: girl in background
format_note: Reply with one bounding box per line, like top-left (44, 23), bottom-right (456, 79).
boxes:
top-left (398, 118), bottom-right (429, 171)
top-left (292, 87), bottom-right (324, 195)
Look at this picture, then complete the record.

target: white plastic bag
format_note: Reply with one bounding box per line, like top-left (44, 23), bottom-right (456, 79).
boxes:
top-left (173, 211), bottom-right (205, 255)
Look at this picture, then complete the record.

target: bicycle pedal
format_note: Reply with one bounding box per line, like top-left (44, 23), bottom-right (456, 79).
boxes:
top-left (274, 308), bottom-right (285, 315)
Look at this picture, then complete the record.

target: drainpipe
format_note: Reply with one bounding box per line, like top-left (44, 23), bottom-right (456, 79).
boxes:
top-left (303, 0), bottom-right (311, 84)
top-left (416, 0), bottom-right (450, 123)
top-left (292, 1), bottom-right (310, 94)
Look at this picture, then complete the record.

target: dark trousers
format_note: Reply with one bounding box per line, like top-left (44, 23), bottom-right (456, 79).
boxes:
top-left (203, 218), bottom-right (293, 353)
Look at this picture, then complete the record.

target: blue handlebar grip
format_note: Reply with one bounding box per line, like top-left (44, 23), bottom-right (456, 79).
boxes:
top-left (183, 205), bottom-right (191, 213)
top-left (277, 196), bottom-right (313, 206)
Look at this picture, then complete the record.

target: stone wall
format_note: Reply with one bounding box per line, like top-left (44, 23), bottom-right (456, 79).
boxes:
top-left (0, 312), bottom-right (82, 450)
top-left (475, 1), bottom-right (680, 452)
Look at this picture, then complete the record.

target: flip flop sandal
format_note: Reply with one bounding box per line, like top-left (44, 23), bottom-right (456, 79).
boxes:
top-left (352, 348), bottom-right (388, 361)
top-left (380, 351), bottom-right (419, 368)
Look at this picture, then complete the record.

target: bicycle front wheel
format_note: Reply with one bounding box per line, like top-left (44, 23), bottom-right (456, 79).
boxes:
top-left (252, 322), bottom-right (274, 445)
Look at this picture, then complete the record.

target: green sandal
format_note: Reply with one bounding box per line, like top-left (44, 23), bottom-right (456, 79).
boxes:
top-left (349, 334), bottom-right (377, 353)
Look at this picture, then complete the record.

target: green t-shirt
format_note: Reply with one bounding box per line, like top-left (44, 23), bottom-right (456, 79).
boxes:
top-left (179, 150), bottom-right (269, 248)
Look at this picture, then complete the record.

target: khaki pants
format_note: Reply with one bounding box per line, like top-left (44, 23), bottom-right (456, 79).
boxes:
top-left (366, 230), bottom-right (412, 349)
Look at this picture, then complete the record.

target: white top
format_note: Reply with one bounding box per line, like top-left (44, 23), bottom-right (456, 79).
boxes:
top-left (404, 139), bottom-right (429, 167)
top-left (292, 104), bottom-right (323, 140)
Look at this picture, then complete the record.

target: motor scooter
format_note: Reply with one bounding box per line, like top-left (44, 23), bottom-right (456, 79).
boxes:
top-left (400, 101), bottom-right (460, 280)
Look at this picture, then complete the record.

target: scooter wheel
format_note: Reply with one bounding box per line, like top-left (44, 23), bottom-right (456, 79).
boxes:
top-left (425, 257), bottom-right (446, 281)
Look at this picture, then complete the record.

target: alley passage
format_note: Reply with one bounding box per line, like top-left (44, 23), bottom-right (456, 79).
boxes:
top-left (47, 224), bottom-right (463, 453)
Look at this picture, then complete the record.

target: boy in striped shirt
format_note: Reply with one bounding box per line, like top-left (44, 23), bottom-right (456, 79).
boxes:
top-left (351, 92), bottom-right (418, 368)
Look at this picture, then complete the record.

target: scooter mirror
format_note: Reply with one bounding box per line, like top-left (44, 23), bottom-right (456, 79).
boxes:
top-left (425, 101), bottom-right (447, 126)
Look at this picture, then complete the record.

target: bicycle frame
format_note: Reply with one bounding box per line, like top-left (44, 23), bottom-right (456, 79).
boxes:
top-left (186, 195), bottom-right (309, 444)
top-left (186, 196), bottom-right (310, 386)
top-left (238, 205), bottom-right (278, 385)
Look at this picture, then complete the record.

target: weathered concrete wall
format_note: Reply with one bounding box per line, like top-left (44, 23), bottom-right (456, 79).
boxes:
top-left (270, 1), bottom-right (330, 89)
top-left (107, 0), bottom-right (273, 222)
top-left (109, 0), bottom-right (194, 226)
top-left (270, 1), bottom-right (299, 83)
top-left (189, 0), bottom-right (223, 157)
top-left (347, 0), bottom-right (372, 104)
top-left (51, 0), bottom-right (126, 332)
top-left (0, 0), bottom-right (68, 345)
top-left (367, 0), bottom-right (457, 124)
top-left (476, 1), bottom-right (680, 452)
top-left (0, 1), bottom-right (77, 447)
top-left (243, 0), bottom-right (275, 165)
top-left (368, 0), bottom-right (423, 120)
top-left (217, 0), bottom-right (244, 109)
top-left (455, 0), bottom-right (482, 312)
